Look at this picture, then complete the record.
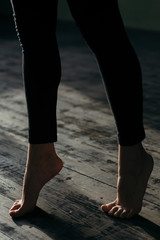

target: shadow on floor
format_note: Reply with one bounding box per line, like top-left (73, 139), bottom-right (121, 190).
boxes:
top-left (13, 207), bottom-right (160, 240)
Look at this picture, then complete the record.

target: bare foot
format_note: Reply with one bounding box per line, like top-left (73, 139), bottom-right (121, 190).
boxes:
top-left (101, 143), bottom-right (154, 219)
top-left (9, 143), bottom-right (63, 218)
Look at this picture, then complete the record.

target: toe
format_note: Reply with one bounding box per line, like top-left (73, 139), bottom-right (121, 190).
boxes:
top-left (108, 206), bottom-right (119, 216)
top-left (120, 209), bottom-right (136, 219)
top-left (113, 207), bottom-right (123, 218)
top-left (9, 201), bottom-right (23, 217)
top-left (9, 204), bottom-right (36, 218)
top-left (126, 209), bottom-right (137, 219)
top-left (9, 200), bottom-right (22, 212)
top-left (101, 200), bottom-right (116, 213)
top-left (120, 209), bottom-right (130, 218)
top-left (10, 203), bottom-right (21, 211)
top-left (12, 200), bottom-right (20, 206)
top-left (9, 208), bottom-right (22, 218)
top-left (9, 205), bottom-right (27, 218)
top-left (9, 208), bottom-right (21, 217)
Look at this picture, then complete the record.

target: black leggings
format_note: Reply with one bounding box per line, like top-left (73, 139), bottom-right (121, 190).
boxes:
top-left (10, 0), bottom-right (145, 146)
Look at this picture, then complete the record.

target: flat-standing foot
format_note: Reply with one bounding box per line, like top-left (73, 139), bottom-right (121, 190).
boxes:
top-left (9, 143), bottom-right (63, 218)
top-left (101, 143), bottom-right (154, 219)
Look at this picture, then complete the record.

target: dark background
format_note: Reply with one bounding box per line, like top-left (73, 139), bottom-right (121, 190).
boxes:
top-left (0, 0), bottom-right (160, 31)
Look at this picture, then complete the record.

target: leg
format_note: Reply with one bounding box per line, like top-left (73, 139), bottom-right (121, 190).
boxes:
top-left (67, 0), bottom-right (153, 218)
top-left (10, 0), bottom-right (61, 144)
top-left (9, 0), bottom-right (63, 217)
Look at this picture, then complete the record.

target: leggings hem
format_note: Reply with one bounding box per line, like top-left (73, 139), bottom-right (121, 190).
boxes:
top-left (118, 131), bottom-right (145, 146)
top-left (28, 137), bottom-right (57, 144)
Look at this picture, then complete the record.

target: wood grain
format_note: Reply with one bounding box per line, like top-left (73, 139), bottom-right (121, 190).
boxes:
top-left (0, 21), bottom-right (160, 239)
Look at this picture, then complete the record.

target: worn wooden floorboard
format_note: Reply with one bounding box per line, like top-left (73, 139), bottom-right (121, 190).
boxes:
top-left (0, 141), bottom-right (160, 240)
top-left (0, 21), bottom-right (160, 239)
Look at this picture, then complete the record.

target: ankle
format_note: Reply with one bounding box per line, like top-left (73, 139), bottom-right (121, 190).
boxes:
top-left (27, 143), bottom-right (61, 166)
top-left (119, 142), bottom-right (144, 152)
top-left (118, 142), bottom-right (146, 175)
top-left (28, 142), bottom-right (57, 155)
top-left (29, 142), bottom-right (55, 150)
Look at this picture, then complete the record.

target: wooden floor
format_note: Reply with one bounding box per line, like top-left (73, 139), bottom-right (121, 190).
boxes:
top-left (0, 19), bottom-right (160, 239)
